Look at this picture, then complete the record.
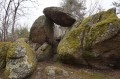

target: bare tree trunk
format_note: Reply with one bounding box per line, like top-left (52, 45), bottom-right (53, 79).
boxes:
top-left (2, 25), bottom-right (7, 42)
top-left (2, 30), bottom-right (3, 41)
top-left (12, 13), bottom-right (16, 41)
top-left (2, 0), bottom-right (12, 42)
top-left (11, 0), bottom-right (21, 41)
top-left (0, 30), bottom-right (3, 41)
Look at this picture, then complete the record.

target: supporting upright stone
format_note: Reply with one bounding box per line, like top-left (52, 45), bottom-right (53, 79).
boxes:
top-left (29, 15), bottom-right (54, 45)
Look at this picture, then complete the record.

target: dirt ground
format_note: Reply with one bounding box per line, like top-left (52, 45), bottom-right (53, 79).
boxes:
top-left (29, 60), bottom-right (120, 79)
top-left (0, 60), bottom-right (120, 79)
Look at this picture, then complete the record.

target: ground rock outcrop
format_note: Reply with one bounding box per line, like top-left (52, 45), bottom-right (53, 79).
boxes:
top-left (44, 66), bottom-right (69, 77)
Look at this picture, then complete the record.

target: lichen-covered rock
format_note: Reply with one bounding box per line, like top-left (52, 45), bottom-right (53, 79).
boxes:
top-left (57, 8), bottom-right (120, 69)
top-left (35, 42), bottom-right (53, 61)
top-left (4, 38), bottom-right (37, 79)
top-left (0, 42), bottom-right (11, 69)
top-left (29, 15), bottom-right (54, 45)
top-left (44, 66), bottom-right (69, 77)
top-left (43, 7), bottom-right (76, 27)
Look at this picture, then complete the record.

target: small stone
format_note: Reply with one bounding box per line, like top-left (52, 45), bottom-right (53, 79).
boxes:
top-left (35, 42), bottom-right (52, 61)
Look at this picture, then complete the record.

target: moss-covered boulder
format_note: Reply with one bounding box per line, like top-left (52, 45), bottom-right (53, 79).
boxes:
top-left (57, 8), bottom-right (120, 69)
top-left (4, 38), bottom-right (37, 79)
top-left (0, 42), bottom-right (11, 69)
top-left (29, 15), bottom-right (54, 45)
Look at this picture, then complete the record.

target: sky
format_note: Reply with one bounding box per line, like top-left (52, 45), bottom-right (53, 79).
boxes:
top-left (20, 0), bottom-right (119, 28)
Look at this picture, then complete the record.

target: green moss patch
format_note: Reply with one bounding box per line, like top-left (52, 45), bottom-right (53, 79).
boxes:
top-left (0, 42), bottom-right (12, 69)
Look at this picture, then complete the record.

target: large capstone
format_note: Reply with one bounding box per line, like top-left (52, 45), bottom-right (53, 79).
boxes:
top-left (43, 7), bottom-right (76, 27)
